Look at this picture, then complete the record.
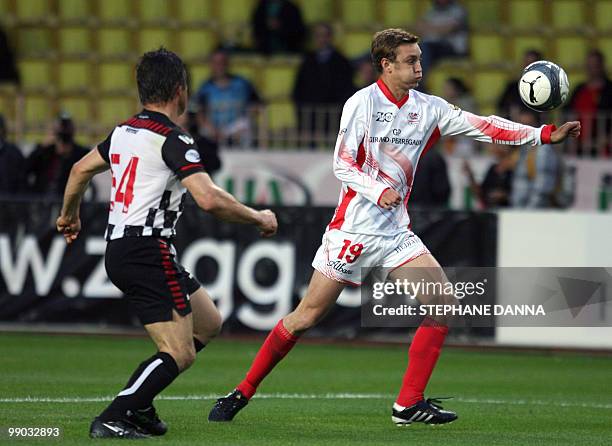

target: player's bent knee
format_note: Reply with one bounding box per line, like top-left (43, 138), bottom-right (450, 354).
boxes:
top-left (208, 309), bottom-right (223, 338)
top-left (162, 345), bottom-right (196, 371)
top-left (194, 309), bottom-right (223, 342)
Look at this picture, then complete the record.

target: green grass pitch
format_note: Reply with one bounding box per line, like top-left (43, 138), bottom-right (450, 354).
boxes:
top-left (1, 333), bottom-right (611, 445)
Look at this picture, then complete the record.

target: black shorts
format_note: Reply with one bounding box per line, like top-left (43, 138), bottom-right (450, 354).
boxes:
top-left (105, 236), bottom-right (200, 325)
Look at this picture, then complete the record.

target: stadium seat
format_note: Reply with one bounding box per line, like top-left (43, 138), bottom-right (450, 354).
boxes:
top-left (218, 0), bottom-right (255, 25)
top-left (24, 95), bottom-right (52, 127)
top-left (470, 33), bottom-right (506, 67)
top-left (508, 0), bottom-right (543, 30)
top-left (58, 97), bottom-right (91, 124)
top-left (137, 0), bottom-right (170, 24)
top-left (138, 28), bottom-right (173, 54)
top-left (341, 0), bottom-right (376, 27)
top-left (554, 36), bottom-right (588, 70)
top-left (267, 101), bottom-right (296, 131)
top-left (58, 0), bottom-right (91, 24)
top-left (177, 0), bottom-right (213, 24)
top-left (58, 27), bottom-right (92, 56)
top-left (382, 0), bottom-right (418, 27)
top-left (230, 59), bottom-right (259, 87)
top-left (296, 0), bottom-right (333, 23)
top-left (18, 59), bottom-right (51, 91)
top-left (594, 1), bottom-right (612, 32)
top-left (0, 0), bottom-right (12, 20)
top-left (341, 31), bottom-right (373, 58)
top-left (17, 29), bottom-right (52, 56)
top-left (261, 65), bottom-right (296, 100)
top-left (98, 0), bottom-right (131, 24)
top-left (98, 28), bottom-right (132, 58)
top-left (188, 64), bottom-right (211, 90)
top-left (99, 97), bottom-right (137, 128)
top-left (15, 0), bottom-right (49, 23)
top-left (465, 0), bottom-right (501, 30)
top-left (425, 67), bottom-right (470, 98)
top-left (551, 0), bottom-right (586, 31)
top-left (511, 35), bottom-right (547, 65)
top-left (178, 29), bottom-right (216, 61)
top-left (566, 70), bottom-right (586, 92)
top-left (58, 61), bottom-right (90, 93)
top-left (472, 70), bottom-right (508, 107)
top-left (99, 62), bottom-right (134, 94)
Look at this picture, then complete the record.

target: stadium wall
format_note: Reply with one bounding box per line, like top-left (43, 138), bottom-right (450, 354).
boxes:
top-left (91, 152), bottom-right (612, 211)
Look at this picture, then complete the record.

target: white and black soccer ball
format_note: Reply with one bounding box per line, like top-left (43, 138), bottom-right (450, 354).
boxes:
top-left (518, 60), bottom-right (569, 111)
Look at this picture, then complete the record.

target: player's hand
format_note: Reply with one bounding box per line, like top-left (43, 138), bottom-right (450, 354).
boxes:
top-left (379, 188), bottom-right (401, 210)
top-left (550, 121), bottom-right (581, 144)
top-left (56, 214), bottom-right (81, 244)
top-left (257, 209), bottom-right (278, 238)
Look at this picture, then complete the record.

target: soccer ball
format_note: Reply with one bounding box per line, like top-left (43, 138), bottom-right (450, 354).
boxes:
top-left (518, 60), bottom-right (569, 111)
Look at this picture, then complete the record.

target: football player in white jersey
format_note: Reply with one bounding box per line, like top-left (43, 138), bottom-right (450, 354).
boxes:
top-left (209, 29), bottom-right (581, 425)
top-left (56, 48), bottom-right (277, 439)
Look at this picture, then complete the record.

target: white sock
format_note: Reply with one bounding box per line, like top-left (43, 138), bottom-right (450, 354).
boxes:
top-left (393, 402), bottom-right (406, 411)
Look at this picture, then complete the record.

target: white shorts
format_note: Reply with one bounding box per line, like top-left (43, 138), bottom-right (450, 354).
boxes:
top-left (311, 229), bottom-right (430, 286)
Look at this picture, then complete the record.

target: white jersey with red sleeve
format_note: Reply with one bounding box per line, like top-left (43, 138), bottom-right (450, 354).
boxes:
top-left (327, 79), bottom-right (556, 237)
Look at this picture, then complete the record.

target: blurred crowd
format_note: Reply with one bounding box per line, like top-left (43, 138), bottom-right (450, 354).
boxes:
top-left (1, 0), bottom-right (611, 210)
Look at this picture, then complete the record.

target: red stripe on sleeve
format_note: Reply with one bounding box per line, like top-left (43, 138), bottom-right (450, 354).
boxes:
top-left (180, 163), bottom-right (203, 171)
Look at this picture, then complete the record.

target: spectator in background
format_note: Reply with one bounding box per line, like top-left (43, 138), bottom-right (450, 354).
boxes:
top-left (0, 25), bottom-right (19, 85)
top-left (409, 146), bottom-right (451, 208)
top-left (196, 49), bottom-right (262, 147)
top-left (416, 0), bottom-right (468, 84)
top-left (442, 77), bottom-right (478, 156)
top-left (0, 114), bottom-right (25, 195)
top-left (497, 49), bottom-right (543, 118)
top-left (353, 54), bottom-right (377, 89)
top-left (178, 102), bottom-right (222, 177)
top-left (565, 49), bottom-right (612, 155)
top-left (26, 113), bottom-right (88, 196)
top-left (463, 144), bottom-right (515, 209)
top-left (252, 0), bottom-right (306, 54)
top-left (511, 109), bottom-right (567, 208)
top-left (292, 23), bottom-right (355, 148)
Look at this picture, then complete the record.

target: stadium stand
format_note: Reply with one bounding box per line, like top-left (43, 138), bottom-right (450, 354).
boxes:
top-left (0, 0), bottom-right (610, 148)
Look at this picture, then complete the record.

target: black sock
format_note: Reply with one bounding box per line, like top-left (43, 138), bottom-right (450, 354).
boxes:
top-left (99, 352), bottom-right (179, 421)
top-left (194, 337), bottom-right (206, 353)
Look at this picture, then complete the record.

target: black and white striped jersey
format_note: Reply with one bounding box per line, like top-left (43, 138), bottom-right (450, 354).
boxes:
top-left (97, 110), bottom-right (205, 241)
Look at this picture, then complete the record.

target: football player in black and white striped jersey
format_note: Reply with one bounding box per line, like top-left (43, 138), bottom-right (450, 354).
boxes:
top-left (57, 48), bottom-right (277, 439)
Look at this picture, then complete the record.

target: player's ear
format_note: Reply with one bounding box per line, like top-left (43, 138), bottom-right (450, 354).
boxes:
top-left (381, 58), bottom-right (391, 73)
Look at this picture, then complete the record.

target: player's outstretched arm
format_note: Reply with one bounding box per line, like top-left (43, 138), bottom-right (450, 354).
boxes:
top-left (549, 121), bottom-right (581, 143)
top-left (57, 147), bottom-right (109, 244)
top-left (434, 96), bottom-right (581, 146)
top-left (182, 172), bottom-right (277, 238)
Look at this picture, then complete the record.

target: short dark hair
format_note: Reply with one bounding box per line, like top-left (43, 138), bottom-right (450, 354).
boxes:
top-left (136, 48), bottom-right (187, 105)
top-left (524, 49), bottom-right (543, 62)
top-left (371, 29), bottom-right (419, 74)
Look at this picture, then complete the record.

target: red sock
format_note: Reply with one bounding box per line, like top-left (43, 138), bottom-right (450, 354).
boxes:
top-left (236, 319), bottom-right (299, 399)
top-left (396, 319), bottom-right (449, 407)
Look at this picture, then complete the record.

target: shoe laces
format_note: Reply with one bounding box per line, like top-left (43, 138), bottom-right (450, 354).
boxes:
top-left (216, 391), bottom-right (242, 409)
top-left (425, 396), bottom-right (453, 411)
